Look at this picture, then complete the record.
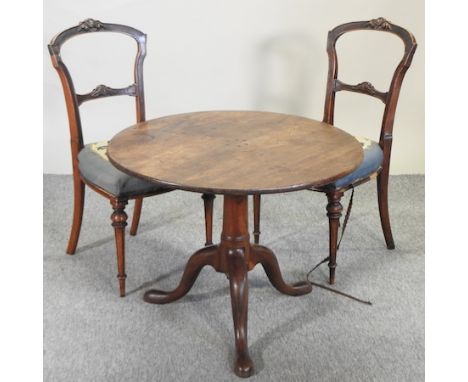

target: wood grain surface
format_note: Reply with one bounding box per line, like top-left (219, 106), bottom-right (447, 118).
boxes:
top-left (107, 111), bottom-right (363, 195)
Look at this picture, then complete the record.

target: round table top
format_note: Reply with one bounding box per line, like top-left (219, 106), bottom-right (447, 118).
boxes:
top-left (107, 111), bottom-right (363, 195)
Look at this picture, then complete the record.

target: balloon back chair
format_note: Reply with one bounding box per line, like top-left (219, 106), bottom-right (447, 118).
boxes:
top-left (253, 18), bottom-right (417, 284)
top-left (48, 19), bottom-right (215, 297)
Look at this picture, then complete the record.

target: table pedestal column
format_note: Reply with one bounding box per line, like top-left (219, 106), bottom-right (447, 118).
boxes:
top-left (144, 195), bottom-right (312, 378)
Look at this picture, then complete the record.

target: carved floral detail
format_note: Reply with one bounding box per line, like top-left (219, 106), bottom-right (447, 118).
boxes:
top-left (76, 84), bottom-right (137, 105)
top-left (89, 84), bottom-right (113, 97)
top-left (369, 17), bottom-right (392, 31)
top-left (356, 81), bottom-right (377, 95)
top-left (334, 80), bottom-right (387, 103)
top-left (79, 18), bottom-right (103, 32)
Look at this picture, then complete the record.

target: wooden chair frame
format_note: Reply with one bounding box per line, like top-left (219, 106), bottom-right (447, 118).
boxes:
top-left (48, 19), bottom-right (215, 297)
top-left (253, 18), bottom-right (417, 284)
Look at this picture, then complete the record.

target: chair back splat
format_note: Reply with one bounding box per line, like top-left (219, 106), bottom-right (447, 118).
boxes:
top-left (323, 17), bottom-right (417, 174)
top-left (48, 18), bottom-right (147, 174)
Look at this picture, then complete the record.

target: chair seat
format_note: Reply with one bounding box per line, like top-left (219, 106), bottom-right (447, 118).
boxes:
top-left (78, 142), bottom-right (165, 197)
top-left (327, 137), bottom-right (383, 189)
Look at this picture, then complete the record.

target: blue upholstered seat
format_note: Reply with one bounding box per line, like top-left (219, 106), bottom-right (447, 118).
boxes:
top-left (78, 142), bottom-right (164, 197)
top-left (328, 137), bottom-right (383, 189)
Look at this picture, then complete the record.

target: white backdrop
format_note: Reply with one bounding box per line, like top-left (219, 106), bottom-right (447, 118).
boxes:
top-left (44, 0), bottom-right (424, 174)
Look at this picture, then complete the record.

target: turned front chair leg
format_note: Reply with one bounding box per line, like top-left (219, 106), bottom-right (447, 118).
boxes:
top-left (130, 197), bottom-right (143, 236)
top-left (253, 194), bottom-right (261, 244)
top-left (66, 176), bottom-right (85, 254)
top-left (202, 193), bottom-right (215, 246)
top-left (326, 191), bottom-right (343, 285)
top-left (111, 199), bottom-right (128, 297)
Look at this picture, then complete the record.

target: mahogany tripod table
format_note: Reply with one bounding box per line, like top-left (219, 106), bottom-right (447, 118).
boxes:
top-left (107, 111), bottom-right (363, 378)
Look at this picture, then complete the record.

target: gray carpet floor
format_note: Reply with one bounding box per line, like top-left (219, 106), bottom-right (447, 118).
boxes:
top-left (44, 174), bottom-right (424, 382)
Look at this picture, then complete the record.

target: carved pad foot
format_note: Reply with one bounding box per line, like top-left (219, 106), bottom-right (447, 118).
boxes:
top-left (234, 352), bottom-right (254, 378)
